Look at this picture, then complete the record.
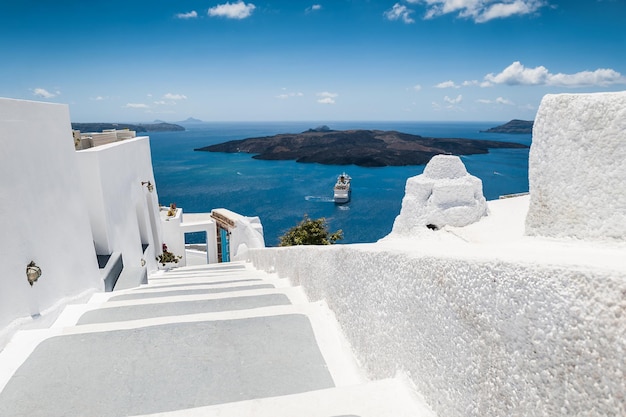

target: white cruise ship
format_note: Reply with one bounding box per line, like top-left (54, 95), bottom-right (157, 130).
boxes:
top-left (333, 173), bottom-right (351, 204)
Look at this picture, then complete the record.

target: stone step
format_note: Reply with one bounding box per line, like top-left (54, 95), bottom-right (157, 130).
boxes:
top-left (147, 263), bottom-right (283, 287)
top-left (1, 262), bottom-right (414, 417)
top-left (53, 286), bottom-right (309, 326)
top-left (53, 270), bottom-right (309, 325)
top-left (127, 377), bottom-right (436, 417)
top-left (0, 301), bottom-right (364, 404)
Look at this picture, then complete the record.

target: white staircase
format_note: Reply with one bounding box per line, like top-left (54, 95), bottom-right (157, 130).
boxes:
top-left (0, 261), bottom-right (435, 417)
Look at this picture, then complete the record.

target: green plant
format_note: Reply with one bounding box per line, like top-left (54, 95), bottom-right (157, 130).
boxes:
top-left (279, 215), bottom-right (343, 246)
top-left (156, 243), bottom-right (182, 266)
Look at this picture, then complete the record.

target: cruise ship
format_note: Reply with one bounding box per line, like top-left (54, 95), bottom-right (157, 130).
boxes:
top-left (333, 173), bottom-right (351, 203)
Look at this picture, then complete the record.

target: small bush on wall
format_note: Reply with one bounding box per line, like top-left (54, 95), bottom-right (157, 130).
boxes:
top-left (279, 215), bottom-right (343, 246)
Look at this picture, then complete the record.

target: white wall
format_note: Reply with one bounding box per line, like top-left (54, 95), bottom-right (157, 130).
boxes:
top-left (526, 91), bottom-right (626, 241)
top-left (212, 208), bottom-right (265, 260)
top-left (244, 91), bottom-right (626, 416)
top-left (160, 207), bottom-right (186, 266)
top-left (0, 98), bottom-right (102, 342)
top-left (75, 137), bottom-right (162, 273)
top-left (246, 244), bottom-right (625, 417)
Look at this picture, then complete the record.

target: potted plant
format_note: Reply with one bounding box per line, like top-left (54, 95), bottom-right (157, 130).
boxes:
top-left (166, 203), bottom-right (177, 217)
top-left (156, 243), bottom-right (182, 269)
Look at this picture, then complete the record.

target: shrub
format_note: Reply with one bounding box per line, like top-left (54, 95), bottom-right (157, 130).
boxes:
top-left (156, 243), bottom-right (182, 266)
top-left (279, 215), bottom-right (343, 246)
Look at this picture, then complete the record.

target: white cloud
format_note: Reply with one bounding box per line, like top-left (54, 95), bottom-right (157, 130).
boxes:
top-left (484, 61), bottom-right (549, 85)
top-left (176, 11), bottom-right (198, 19)
top-left (384, 3), bottom-right (415, 24)
top-left (124, 103), bottom-right (149, 109)
top-left (276, 92), bottom-right (304, 99)
top-left (477, 1), bottom-right (540, 22)
top-left (163, 93), bottom-right (187, 100)
top-left (483, 61), bottom-right (626, 87)
top-left (413, 84), bottom-right (422, 92)
top-left (496, 96), bottom-right (514, 105)
top-left (411, 0), bottom-right (547, 23)
top-left (444, 94), bottom-right (463, 104)
top-left (90, 96), bottom-right (107, 101)
top-left (33, 88), bottom-right (56, 98)
top-left (316, 91), bottom-right (338, 104)
top-left (306, 4), bottom-right (322, 13)
top-left (208, 1), bottom-right (256, 19)
top-left (547, 68), bottom-right (626, 87)
top-left (477, 97), bottom-right (514, 105)
top-left (435, 80), bottom-right (460, 89)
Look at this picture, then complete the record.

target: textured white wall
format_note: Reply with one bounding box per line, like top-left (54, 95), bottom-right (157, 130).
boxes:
top-left (76, 137), bottom-right (162, 273)
top-left (527, 91), bottom-right (626, 241)
top-left (247, 244), bottom-right (625, 417)
top-left (0, 98), bottom-right (102, 339)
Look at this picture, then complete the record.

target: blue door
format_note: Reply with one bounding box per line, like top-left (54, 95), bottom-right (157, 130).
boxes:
top-left (220, 228), bottom-right (230, 262)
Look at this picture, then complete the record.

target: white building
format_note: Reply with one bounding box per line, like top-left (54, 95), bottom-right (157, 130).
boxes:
top-left (0, 97), bottom-right (264, 346)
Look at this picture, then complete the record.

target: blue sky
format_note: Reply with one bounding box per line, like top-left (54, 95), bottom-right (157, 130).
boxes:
top-left (1, 0), bottom-right (625, 122)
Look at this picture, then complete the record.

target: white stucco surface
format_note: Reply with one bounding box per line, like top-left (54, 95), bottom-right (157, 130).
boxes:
top-left (0, 98), bottom-right (102, 345)
top-left (391, 155), bottom-right (487, 235)
top-left (212, 208), bottom-right (265, 259)
top-left (526, 91), bottom-right (626, 241)
top-left (247, 195), bottom-right (625, 416)
top-left (76, 137), bottom-right (162, 273)
top-left (247, 95), bottom-right (626, 414)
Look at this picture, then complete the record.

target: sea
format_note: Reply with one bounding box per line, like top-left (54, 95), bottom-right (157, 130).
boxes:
top-left (148, 121), bottom-right (532, 247)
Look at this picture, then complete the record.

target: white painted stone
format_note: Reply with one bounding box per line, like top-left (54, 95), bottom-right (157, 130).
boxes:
top-left (391, 155), bottom-right (488, 235)
top-left (526, 91), bottom-right (626, 241)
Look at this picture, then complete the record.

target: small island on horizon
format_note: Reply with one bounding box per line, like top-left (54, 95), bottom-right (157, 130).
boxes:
top-left (71, 122), bottom-right (185, 133)
top-left (196, 126), bottom-right (529, 167)
top-left (482, 119), bottom-right (533, 134)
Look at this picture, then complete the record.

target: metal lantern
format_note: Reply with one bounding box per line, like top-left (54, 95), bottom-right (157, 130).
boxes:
top-left (26, 261), bottom-right (42, 286)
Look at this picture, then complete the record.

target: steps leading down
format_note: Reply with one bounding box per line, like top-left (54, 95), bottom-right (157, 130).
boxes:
top-left (0, 261), bottom-right (435, 417)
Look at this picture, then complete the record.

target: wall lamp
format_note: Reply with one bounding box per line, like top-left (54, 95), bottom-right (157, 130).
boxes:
top-left (26, 261), bottom-right (42, 286)
top-left (141, 181), bottom-right (154, 192)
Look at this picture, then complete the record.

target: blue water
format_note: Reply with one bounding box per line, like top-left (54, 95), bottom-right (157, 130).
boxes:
top-left (149, 121), bottom-right (531, 246)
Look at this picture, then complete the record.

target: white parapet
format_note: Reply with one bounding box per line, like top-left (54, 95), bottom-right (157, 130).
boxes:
top-left (246, 91), bottom-right (626, 416)
top-left (526, 91), bottom-right (626, 241)
top-left (212, 208), bottom-right (265, 260)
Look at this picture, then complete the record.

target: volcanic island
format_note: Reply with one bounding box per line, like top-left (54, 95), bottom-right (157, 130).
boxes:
top-left (195, 126), bottom-right (529, 167)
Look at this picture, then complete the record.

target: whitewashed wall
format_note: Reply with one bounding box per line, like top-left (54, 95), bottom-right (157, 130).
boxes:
top-left (160, 207), bottom-right (186, 266)
top-left (526, 91), bottom-right (626, 241)
top-left (0, 98), bottom-right (102, 343)
top-left (247, 244), bottom-right (625, 417)
top-left (75, 137), bottom-right (162, 273)
top-left (245, 91), bottom-right (626, 416)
